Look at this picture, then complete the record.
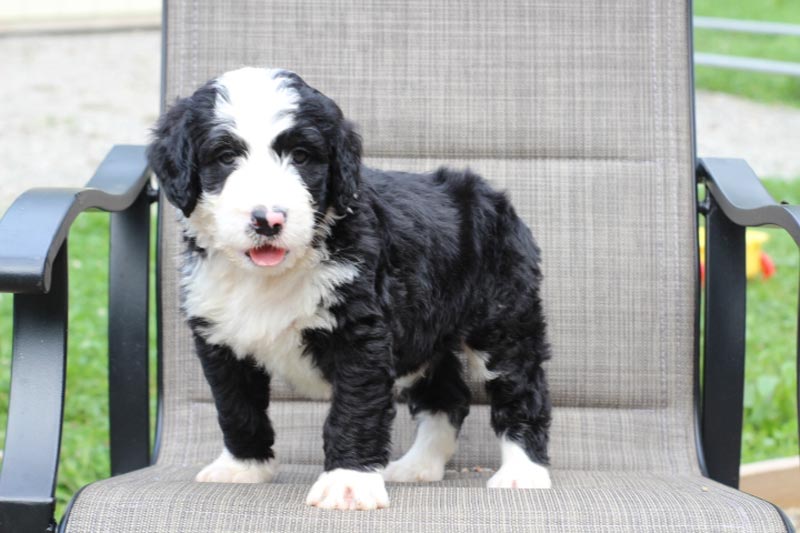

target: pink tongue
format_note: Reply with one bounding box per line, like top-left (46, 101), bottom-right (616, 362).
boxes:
top-left (249, 245), bottom-right (287, 266)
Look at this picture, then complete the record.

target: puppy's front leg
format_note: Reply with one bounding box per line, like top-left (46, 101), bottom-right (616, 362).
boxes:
top-left (306, 319), bottom-right (395, 510)
top-left (192, 329), bottom-right (277, 484)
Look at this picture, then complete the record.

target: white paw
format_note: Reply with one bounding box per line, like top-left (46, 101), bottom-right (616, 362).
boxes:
top-left (195, 449), bottom-right (277, 483)
top-left (487, 436), bottom-right (551, 489)
top-left (487, 462), bottom-right (551, 489)
top-left (383, 455), bottom-right (445, 482)
top-left (306, 469), bottom-right (389, 510)
top-left (383, 411), bottom-right (455, 482)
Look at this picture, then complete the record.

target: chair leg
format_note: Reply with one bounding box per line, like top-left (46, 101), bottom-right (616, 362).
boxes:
top-left (0, 244), bottom-right (68, 533)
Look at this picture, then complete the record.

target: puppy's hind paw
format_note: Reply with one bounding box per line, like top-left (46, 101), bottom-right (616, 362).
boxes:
top-left (487, 462), bottom-right (551, 489)
top-left (306, 469), bottom-right (389, 510)
top-left (195, 449), bottom-right (277, 483)
top-left (383, 455), bottom-right (445, 482)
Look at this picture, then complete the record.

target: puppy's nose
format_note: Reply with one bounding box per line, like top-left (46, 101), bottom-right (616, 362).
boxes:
top-left (250, 206), bottom-right (287, 237)
top-left (266, 208), bottom-right (286, 228)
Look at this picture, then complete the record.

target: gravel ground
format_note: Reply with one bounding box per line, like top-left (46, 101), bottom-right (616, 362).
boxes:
top-left (0, 29), bottom-right (798, 527)
top-left (696, 91), bottom-right (800, 180)
top-left (1, 30), bottom-right (799, 214)
top-left (0, 31), bottom-right (160, 213)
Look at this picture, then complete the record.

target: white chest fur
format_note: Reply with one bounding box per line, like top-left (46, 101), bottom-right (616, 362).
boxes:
top-left (182, 250), bottom-right (359, 400)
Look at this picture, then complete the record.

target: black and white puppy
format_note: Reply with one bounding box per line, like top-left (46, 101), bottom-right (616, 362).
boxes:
top-left (148, 67), bottom-right (552, 510)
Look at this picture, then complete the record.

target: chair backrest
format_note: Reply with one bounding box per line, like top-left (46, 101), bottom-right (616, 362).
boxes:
top-left (156, 0), bottom-right (699, 474)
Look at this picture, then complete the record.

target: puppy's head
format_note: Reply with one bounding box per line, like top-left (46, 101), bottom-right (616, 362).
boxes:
top-left (148, 67), bottom-right (361, 273)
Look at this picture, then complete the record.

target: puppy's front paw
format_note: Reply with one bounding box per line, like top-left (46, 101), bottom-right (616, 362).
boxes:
top-left (195, 449), bottom-right (277, 483)
top-left (306, 469), bottom-right (389, 510)
top-left (383, 454), bottom-right (445, 482)
top-left (486, 462), bottom-right (551, 489)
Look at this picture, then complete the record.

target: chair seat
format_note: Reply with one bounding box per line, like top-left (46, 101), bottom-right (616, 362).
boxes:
top-left (63, 463), bottom-right (785, 532)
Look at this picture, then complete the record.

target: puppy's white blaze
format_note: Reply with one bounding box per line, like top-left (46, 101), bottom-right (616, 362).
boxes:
top-left (306, 469), bottom-right (389, 510)
top-left (186, 67), bottom-right (315, 272)
top-left (486, 436), bottom-right (551, 489)
top-left (196, 448), bottom-right (277, 483)
top-left (214, 67), bottom-right (298, 149)
top-left (464, 345), bottom-right (498, 382)
top-left (384, 411), bottom-right (456, 482)
top-left (183, 247), bottom-right (359, 400)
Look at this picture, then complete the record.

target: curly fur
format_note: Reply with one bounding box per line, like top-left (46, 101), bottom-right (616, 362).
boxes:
top-left (148, 67), bottom-right (552, 508)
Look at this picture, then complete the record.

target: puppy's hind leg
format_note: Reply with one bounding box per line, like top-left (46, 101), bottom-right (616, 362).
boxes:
top-left (384, 352), bottom-right (471, 483)
top-left (480, 331), bottom-right (552, 489)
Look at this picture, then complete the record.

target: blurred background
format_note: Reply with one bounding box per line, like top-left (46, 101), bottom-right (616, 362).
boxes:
top-left (0, 0), bottom-right (798, 524)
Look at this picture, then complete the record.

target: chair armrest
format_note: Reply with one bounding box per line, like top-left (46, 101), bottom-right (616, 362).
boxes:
top-left (0, 144), bottom-right (151, 294)
top-left (699, 157), bottom-right (800, 245)
top-left (0, 145), bottom-right (152, 533)
top-left (697, 156), bottom-right (800, 492)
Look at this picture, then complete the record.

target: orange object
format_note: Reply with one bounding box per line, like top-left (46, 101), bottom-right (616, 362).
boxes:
top-left (698, 228), bottom-right (776, 281)
top-left (760, 252), bottom-right (776, 279)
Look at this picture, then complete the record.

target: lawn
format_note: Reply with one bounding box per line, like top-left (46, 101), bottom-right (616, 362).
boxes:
top-left (0, 179), bottom-right (798, 515)
top-left (694, 0), bottom-right (800, 107)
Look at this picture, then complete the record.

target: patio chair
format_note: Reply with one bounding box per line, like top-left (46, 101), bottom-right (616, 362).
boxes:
top-left (1, 0), bottom-right (797, 531)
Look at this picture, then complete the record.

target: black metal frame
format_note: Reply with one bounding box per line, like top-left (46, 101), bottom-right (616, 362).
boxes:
top-left (0, 247), bottom-right (68, 533)
top-left (697, 157), bottom-right (800, 492)
top-left (0, 145), bottom-right (154, 533)
top-left (108, 188), bottom-right (153, 476)
top-left (0, 155), bottom-right (796, 531)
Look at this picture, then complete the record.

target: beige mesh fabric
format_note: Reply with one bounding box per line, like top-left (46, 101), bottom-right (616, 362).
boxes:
top-left (155, 0), bottom-right (699, 470)
top-left (65, 467), bottom-right (786, 532)
top-left (64, 0), bottom-right (788, 530)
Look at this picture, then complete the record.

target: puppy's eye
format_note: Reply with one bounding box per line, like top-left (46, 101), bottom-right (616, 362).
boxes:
top-left (218, 152), bottom-right (236, 165)
top-left (291, 149), bottom-right (310, 165)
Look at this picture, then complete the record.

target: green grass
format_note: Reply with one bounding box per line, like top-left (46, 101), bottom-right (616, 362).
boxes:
top-left (695, 0), bottom-right (800, 22)
top-left (694, 0), bottom-right (800, 107)
top-left (0, 183), bottom-right (798, 518)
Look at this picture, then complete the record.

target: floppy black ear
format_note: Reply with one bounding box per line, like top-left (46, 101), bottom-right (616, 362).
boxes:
top-left (329, 120), bottom-right (362, 216)
top-left (147, 97), bottom-right (200, 217)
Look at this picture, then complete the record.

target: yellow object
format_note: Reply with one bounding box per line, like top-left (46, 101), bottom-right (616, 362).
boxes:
top-left (698, 228), bottom-right (770, 280)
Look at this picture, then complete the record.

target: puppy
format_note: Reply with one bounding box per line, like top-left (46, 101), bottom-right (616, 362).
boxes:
top-left (147, 67), bottom-right (552, 510)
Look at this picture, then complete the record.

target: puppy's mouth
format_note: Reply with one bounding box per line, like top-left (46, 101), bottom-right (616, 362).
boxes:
top-left (246, 244), bottom-right (288, 267)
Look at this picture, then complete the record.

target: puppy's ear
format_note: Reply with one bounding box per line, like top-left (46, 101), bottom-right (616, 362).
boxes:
top-left (147, 97), bottom-right (200, 217)
top-left (329, 120), bottom-right (362, 216)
